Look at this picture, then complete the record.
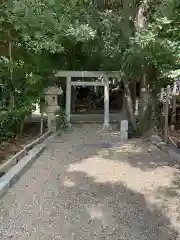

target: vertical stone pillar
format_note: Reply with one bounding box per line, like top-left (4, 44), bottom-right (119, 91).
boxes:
top-left (121, 120), bottom-right (128, 142)
top-left (66, 76), bottom-right (71, 124)
top-left (104, 77), bottom-right (110, 128)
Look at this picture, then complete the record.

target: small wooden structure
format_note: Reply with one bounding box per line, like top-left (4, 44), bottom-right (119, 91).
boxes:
top-left (160, 81), bottom-right (180, 144)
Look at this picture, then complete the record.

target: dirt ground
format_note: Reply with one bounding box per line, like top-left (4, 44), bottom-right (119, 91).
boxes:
top-left (0, 123), bottom-right (47, 165)
top-left (0, 124), bottom-right (180, 239)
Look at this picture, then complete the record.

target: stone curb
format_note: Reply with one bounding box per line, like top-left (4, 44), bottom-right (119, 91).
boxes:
top-left (0, 130), bottom-right (51, 175)
top-left (149, 135), bottom-right (180, 163)
top-left (0, 144), bottom-right (45, 198)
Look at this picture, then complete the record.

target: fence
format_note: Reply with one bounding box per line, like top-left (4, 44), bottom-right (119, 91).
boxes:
top-left (160, 82), bottom-right (180, 143)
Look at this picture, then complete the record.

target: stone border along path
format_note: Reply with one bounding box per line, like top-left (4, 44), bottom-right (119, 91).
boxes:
top-left (0, 130), bottom-right (52, 175)
top-left (0, 124), bottom-right (180, 240)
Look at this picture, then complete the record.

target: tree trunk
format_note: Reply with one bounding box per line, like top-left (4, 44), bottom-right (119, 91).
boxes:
top-left (9, 90), bottom-right (15, 109)
top-left (164, 86), bottom-right (171, 143)
top-left (8, 31), bottom-right (15, 109)
top-left (40, 114), bottom-right (44, 135)
top-left (129, 80), bottom-right (137, 112)
top-left (135, 1), bottom-right (151, 134)
top-left (171, 82), bottom-right (176, 131)
top-left (136, 0), bottom-right (147, 119)
top-left (19, 119), bottom-right (25, 135)
top-left (140, 74), bottom-right (147, 117)
top-left (123, 80), bottom-right (137, 130)
top-left (139, 74), bottom-right (155, 134)
top-left (40, 101), bottom-right (45, 135)
top-left (121, 0), bottom-right (134, 40)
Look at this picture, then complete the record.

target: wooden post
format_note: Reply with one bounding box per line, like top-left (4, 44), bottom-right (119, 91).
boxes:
top-left (129, 81), bottom-right (136, 112)
top-left (104, 77), bottom-right (110, 128)
top-left (160, 88), bottom-right (164, 103)
top-left (160, 88), bottom-right (165, 120)
top-left (66, 77), bottom-right (71, 124)
top-left (40, 114), bottom-right (43, 135)
top-left (171, 81), bottom-right (177, 131)
top-left (164, 85), bottom-right (171, 143)
top-left (140, 74), bottom-right (146, 117)
top-left (135, 99), bottom-right (139, 116)
top-left (124, 80), bottom-right (137, 130)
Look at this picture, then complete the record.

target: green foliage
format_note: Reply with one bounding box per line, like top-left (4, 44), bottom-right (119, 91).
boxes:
top-left (55, 107), bottom-right (68, 131)
top-left (0, 0), bottom-right (180, 138)
top-left (0, 104), bottom-right (34, 141)
top-left (123, 1), bottom-right (180, 89)
top-left (0, 0), bottom-right (98, 111)
top-left (128, 119), bottom-right (140, 139)
top-left (8, 0), bottom-right (95, 54)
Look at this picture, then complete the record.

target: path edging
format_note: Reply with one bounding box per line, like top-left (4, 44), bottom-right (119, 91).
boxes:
top-left (149, 134), bottom-right (180, 163)
top-left (0, 144), bottom-right (46, 198)
top-left (0, 130), bottom-right (51, 175)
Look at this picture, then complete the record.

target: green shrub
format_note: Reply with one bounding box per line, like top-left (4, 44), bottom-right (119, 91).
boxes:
top-left (128, 119), bottom-right (140, 139)
top-left (56, 107), bottom-right (68, 131)
top-left (0, 105), bottom-right (34, 142)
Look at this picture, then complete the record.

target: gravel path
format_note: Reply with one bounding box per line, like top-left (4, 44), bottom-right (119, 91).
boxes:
top-left (0, 124), bottom-right (180, 240)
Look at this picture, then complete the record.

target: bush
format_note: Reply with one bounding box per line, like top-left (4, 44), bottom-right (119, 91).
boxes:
top-left (128, 119), bottom-right (140, 139)
top-left (56, 107), bottom-right (68, 131)
top-left (0, 105), bottom-right (34, 142)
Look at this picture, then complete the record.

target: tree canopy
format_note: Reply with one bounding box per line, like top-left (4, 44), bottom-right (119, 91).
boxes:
top-left (0, 0), bottom-right (180, 137)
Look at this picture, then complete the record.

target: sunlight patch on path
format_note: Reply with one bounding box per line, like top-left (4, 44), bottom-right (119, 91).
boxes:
top-left (66, 155), bottom-right (175, 193)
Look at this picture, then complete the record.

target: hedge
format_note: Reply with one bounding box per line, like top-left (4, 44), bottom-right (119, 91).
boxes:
top-left (0, 105), bottom-right (34, 141)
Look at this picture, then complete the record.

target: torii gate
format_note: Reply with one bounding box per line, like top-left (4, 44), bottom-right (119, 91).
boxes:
top-left (54, 71), bottom-right (121, 128)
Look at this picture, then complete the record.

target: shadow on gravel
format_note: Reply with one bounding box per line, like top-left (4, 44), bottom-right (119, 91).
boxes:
top-left (48, 130), bottom-right (180, 240)
top-left (62, 169), bottom-right (179, 240)
top-left (57, 138), bottom-right (180, 239)
top-left (60, 139), bottom-right (180, 240)
top-left (103, 141), bottom-right (178, 171)
top-left (1, 125), bottom-right (180, 240)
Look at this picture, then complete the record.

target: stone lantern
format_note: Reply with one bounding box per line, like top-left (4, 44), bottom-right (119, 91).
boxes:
top-left (45, 86), bottom-right (63, 132)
